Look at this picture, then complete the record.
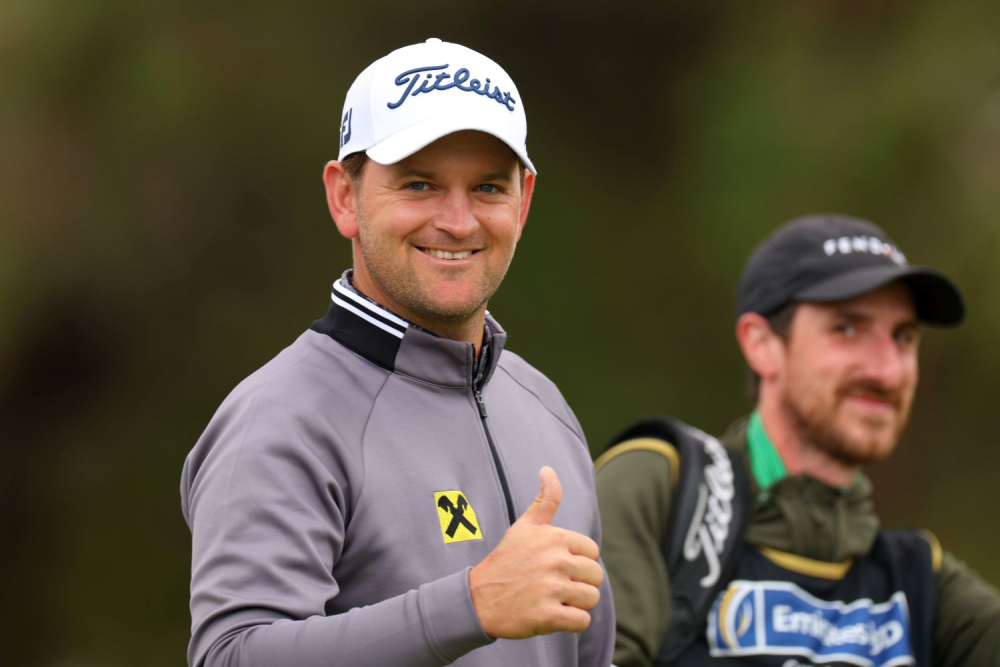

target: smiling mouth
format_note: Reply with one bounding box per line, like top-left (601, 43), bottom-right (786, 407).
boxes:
top-left (848, 395), bottom-right (893, 407)
top-left (419, 247), bottom-right (477, 260)
top-left (843, 392), bottom-right (899, 413)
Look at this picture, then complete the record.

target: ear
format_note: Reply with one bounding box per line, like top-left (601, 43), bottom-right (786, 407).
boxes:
top-left (735, 312), bottom-right (785, 382)
top-left (515, 170), bottom-right (535, 242)
top-left (323, 160), bottom-right (360, 239)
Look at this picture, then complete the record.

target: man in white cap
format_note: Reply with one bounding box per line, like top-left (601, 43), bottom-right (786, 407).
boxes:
top-left (182, 39), bottom-right (614, 667)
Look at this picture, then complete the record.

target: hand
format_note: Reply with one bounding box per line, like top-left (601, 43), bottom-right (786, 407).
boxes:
top-left (469, 466), bottom-right (604, 639)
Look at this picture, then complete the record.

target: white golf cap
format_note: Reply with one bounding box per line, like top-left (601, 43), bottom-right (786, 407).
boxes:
top-left (337, 38), bottom-right (536, 174)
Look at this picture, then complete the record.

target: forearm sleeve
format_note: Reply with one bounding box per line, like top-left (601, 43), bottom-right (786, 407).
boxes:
top-left (183, 399), bottom-right (492, 667)
top-left (194, 569), bottom-right (488, 667)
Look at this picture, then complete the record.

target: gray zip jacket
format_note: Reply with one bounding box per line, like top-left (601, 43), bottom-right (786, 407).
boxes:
top-left (181, 277), bottom-right (615, 666)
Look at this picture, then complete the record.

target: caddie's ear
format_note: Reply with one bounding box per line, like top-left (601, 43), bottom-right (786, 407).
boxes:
top-left (324, 160), bottom-right (360, 239)
top-left (515, 169), bottom-right (535, 242)
top-left (735, 312), bottom-right (785, 381)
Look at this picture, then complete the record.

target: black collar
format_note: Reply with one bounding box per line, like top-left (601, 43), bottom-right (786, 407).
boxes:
top-left (310, 276), bottom-right (507, 388)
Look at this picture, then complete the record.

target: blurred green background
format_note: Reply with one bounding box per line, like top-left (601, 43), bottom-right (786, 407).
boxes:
top-left (2, 1), bottom-right (998, 664)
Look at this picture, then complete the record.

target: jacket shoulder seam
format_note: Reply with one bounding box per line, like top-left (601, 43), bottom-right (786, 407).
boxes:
top-left (494, 364), bottom-right (585, 445)
top-left (353, 371), bottom-right (396, 517)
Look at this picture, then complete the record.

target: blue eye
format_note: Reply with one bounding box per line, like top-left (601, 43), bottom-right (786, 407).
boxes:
top-left (407, 182), bottom-right (429, 191)
top-left (476, 184), bottom-right (501, 194)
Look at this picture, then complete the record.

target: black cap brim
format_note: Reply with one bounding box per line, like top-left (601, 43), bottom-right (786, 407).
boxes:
top-left (794, 265), bottom-right (964, 326)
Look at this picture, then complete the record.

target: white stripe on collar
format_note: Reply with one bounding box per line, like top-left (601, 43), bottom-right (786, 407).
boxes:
top-left (331, 279), bottom-right (408, 338)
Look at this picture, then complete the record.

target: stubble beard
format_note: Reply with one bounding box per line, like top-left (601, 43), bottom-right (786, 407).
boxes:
top-left (780, 382), bottom-right (910, 468)
top-left (356, 212), bottom-right (515, 326)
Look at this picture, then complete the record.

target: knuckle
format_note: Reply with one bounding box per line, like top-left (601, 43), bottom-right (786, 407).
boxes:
top-left (539, 550), bottom-right (571, 577)
top-left (555, 552), bottom-right (575, 575)
top-left (563, 607), bottom-right (591, 632)
top-left (535, 602), bottom-right (568, 635)
top-left (540, 576), bottom-right (566, 599)
top-left (588, 560), bottom-right (606, 585)
top-left (581, 585), bottom-right (601, 610)
top-left (545, 526), bottom-right (568, 546)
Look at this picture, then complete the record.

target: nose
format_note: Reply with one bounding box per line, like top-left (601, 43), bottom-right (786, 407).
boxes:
top-left (432, 190), bottom-right (479, 238)
top-left (861, 334), bottom-right (912, 389)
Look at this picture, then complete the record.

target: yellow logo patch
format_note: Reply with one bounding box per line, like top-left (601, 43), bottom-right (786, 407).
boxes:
top-left (434, 491), bottom-right (483, 543)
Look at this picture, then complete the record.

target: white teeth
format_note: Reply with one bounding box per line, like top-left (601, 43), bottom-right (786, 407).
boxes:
top-left (423, 248), bottom-right (473, 260)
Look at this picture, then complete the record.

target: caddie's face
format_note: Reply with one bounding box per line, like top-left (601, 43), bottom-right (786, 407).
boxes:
top-left (776, 281), bottom-right (919, 466)
top-left (349, 131), bottom-right (532, 330)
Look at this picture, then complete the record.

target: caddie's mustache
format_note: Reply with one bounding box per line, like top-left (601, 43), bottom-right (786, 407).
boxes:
top-left (839, 382), bottom-right (902, 407)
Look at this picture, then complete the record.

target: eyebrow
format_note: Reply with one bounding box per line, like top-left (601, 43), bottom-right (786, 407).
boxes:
top-left (833, 310), bottom-right (919, 328)
top-left (834, 311), bottom-right (873, 323)
top-left (477, 171), bottom-right (516, 183)
top-left (390, 167), bottom-right (438, 181)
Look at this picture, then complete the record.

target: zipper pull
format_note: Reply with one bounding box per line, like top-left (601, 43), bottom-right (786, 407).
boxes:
top-left (475, 390), bottom-right (488, 418)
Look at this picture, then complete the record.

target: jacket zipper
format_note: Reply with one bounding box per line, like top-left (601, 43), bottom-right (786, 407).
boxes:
top-left (475, 389), bottom-right (517, 525)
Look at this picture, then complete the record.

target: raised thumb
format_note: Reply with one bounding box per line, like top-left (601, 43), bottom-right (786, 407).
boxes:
top-left (519, 466), bottom-right (562, 526)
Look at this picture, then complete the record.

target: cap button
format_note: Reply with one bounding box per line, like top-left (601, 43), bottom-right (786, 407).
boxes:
top-left (425, 38), bottom-right (443, 44)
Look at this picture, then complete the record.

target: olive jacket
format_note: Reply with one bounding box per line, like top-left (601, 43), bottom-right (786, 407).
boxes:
top-left (595, 417), bottom-right (1000, 666)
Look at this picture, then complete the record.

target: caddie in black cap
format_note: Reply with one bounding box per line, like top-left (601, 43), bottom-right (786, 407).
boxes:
top-left (597, 212), bottom-right (1000, 667)
top-left (736, 213), bottom-right (964, 325)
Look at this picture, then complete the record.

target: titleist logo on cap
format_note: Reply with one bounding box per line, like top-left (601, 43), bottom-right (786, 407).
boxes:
top-left (336, 38), bottom-right (537, 174)
top-left (387, 64), bottom-right (517, 111)
top-left (822, 235), bottom-right (907, 266)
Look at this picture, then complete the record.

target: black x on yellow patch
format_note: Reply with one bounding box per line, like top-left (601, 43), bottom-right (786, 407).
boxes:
top-left (434, 491), bottom-right (483, 544)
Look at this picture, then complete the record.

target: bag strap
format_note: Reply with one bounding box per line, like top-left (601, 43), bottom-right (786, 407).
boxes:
top-left (605, 416), bottom-right (752, 664)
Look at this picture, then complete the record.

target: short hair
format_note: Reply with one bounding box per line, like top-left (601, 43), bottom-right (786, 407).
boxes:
top-left (338, 151), bottom-right (528, 191)
top-left (341, 152), bottom-right (369, 184)
top-left (746, 302), bottom-right (798, 403)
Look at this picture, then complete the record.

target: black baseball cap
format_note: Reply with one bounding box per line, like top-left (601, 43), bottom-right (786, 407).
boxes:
top-left (736, 214), bottom-right (964, 326)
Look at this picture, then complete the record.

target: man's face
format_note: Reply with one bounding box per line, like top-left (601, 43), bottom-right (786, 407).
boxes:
top-left (349, 131), bottom-right (531, 330)
top-left (776, 281), bottom-right (920, 466)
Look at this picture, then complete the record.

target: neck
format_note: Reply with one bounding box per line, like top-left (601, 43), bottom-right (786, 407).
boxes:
top-left (350, 268), bottom-right (486, 357)
top-left (419, 312), bottom-right (488, 358)
top-left (756, 393), bottom-right (858, 489)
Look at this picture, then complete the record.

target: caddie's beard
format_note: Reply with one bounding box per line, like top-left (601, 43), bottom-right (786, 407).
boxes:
top-left (780, 382), bottom-right (911, 467)
top-left (356, 213), bottom-right (515, 326)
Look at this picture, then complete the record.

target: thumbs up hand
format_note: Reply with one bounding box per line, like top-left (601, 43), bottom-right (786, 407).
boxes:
top-left (520, 465), bottom-right (564, 526)
top-left (469, 467), bottom-right (604, 639)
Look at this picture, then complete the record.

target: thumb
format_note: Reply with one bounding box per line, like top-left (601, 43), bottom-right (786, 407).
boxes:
top-left (518, 466), bottom-right (562, 526)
